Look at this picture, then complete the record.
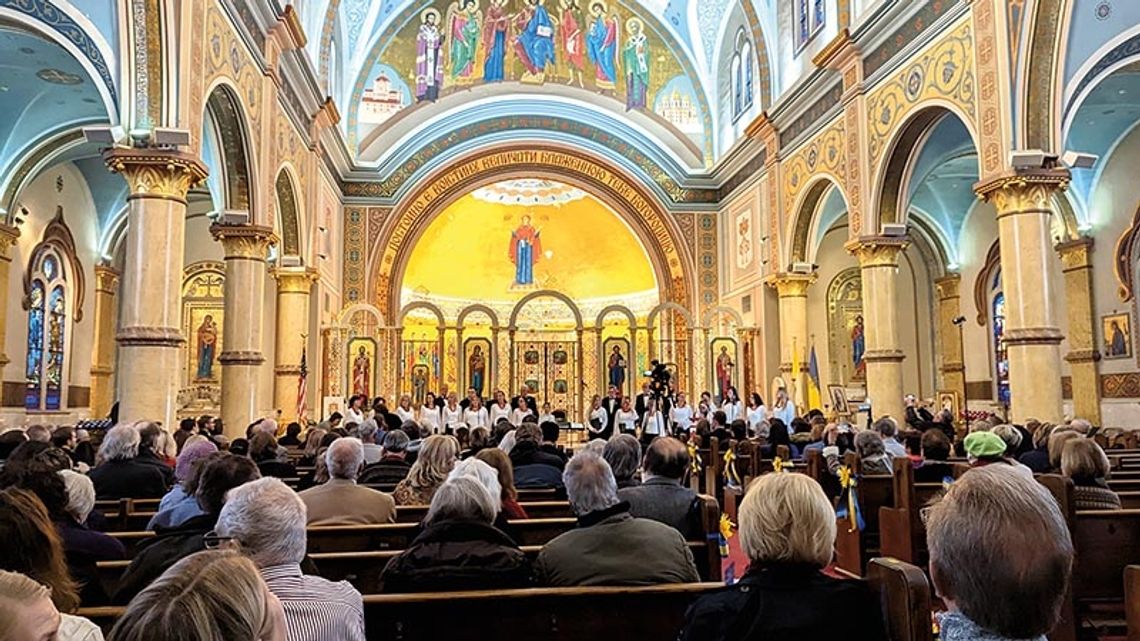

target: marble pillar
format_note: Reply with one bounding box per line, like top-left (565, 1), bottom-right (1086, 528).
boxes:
top-left (976, 169), bottom-right (1069, 423)
top-left (89, 264), bottom-right (121, 418)
top-left (934, 274), bottom-right (966, 432)
top-left (848, 236), bottom-right (909, 423)
top-left (104, 148), bottom-right (207, 427)
top-left (0, 224), bottom-right (20, 368)
top-left (272, 267), bottom-right (317, 423)
top-left (767, 273), bottom-right (815, 406)
top-left (210, 224), bottom-right (275, 437)
top-left (1057, 237), bottom-right (1101, 425)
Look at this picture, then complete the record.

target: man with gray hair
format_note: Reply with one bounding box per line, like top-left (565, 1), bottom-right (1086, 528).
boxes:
top-left (358, 419), bottom-right (383, 464)
top-left (535, 453), bottom-right (699, 586)
top-left (873, 416), bottom-right (907, 459)
top-left (88, 424), bottom-right (167, 499)
top-left (298, 437), bottom-right (395, 525)
top-left (217, 478), bottom-right (365, 641)
top-left (926, 465), bottom-right (1073, 641)
top-left (359, 429), bottom-right (413, 485)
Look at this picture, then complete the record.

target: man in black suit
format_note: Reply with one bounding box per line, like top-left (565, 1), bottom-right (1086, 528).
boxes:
top-left (512, 385), bottom-right (538, 415)
top-left (601, 385), bottom-right (621, 435)
top-left (459, 387), bottom-right (480, 410)
top-left (435, 383), bottom-right (450, 410)
top-left (634, 381), bottom-right (652, 424)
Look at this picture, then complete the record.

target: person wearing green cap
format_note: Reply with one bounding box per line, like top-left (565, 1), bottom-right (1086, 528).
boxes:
top-left (963, 431), bottom-right (1032, 478)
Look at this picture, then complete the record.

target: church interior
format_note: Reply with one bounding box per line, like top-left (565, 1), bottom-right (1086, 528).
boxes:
top-left (2, 0), bottom-right (1140, 640)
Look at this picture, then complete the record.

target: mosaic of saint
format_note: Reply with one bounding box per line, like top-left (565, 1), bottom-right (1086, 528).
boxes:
top-left (353, 0), bottom-right (709, 154)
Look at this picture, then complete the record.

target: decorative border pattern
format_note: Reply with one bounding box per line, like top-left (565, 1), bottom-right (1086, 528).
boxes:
top-left (862, 0), bottom-right (963, 78)
top-left (1023, 0), bottom-right (1064, 150)
top-left (716, 146), bottom-right (768, 202)
top-left (696, 213), bottom-right (717, 313)
top-left (779, 83), bottom-right (843, 149)
top-left (783, 116), bottom-right (847, 227)
top-left (1064, 32), bottom-right (1140, 119)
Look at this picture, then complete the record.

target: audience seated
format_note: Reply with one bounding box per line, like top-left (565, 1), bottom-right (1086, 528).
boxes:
top-left (299, 438), bottom-right (396, 525)
top-left (0, 570), bottom-right (103, 641)
top-left (358, 430), bottom-right (412, 485)
top-left (148, 438), bottom-right (217, 530)
top-left (358, 420), bottom-right (383, 464)
top-left (604, 434), bottom-right (642, 489)
top-left (278, 422), bottom-right (303, 448)
top-left (51, 427), bottom-right (85, 471)
top-left (914, 429), bottom-right (954, 482)
top-left (964, 432), bottom-right (1033, 476)
top-left (393, 435), bottom-right (459, 506)
top-left (0, 428), bottom-right (28, 468)
top-left (763, 418), bottom-right (799, 459)
top-left (216, 478), bottom-right (366, 641)
top-left (88, 426), bottom-right (167, 500)
top-left (135, 423), bottom-right (175, 483)
top-left (509, 423), bottom-right (564, 488)
top-left (250, 433), bottom-right (297, 479)
top-left (114, 452), bottom-right (260, 602)
top-left (108, 550), bottom-right (286, 641)
top-left (536, 453), bottom-right (698, 586)
top-left (1047, 429), bottom-right (1081, 473)
top-left (26, 424), bottom-right (52, 442)
top-left (679, 473), bottom-right (887, 641)
top-left (173, 418), bottom-right (197, 454)
top-left (460, 426), bottom-right (490, 459)
top-left (618, 438), bottom-right (700, 539)
top-left (299, 429), bottom-right (328, 467)
top-left (1061, 438), bottom-right (1121, 510)
top-left (1018, 422), bottom-right (1056, 474)
top-left (925, 466), bottom-right (1073, 641)
top-left (474, 448), bottom-right (528, 519)
top-left (539, 421), bottom-right (569, 464)
top-left (0, 487), bottom-right (81, 613)
top-left (56, 469), bottom-right (126, 605)
top-left (380, 474), bottom-right (533, 593)
top-left (873, 417), bottom-right (907, 459)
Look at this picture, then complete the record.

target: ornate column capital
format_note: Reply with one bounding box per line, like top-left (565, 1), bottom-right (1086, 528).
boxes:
top-left (0, 223), bottom-right (19, 260)
top-left (271, 266), bottom-right (318, 294)
top-left (103, 147), bottom-right (208, 203)
top-left (1056, 236), bottom-right (1094, 271)
top-left (765, 272), bottom-right (816, 298)
top-left (934, 273), bottom-right (962, 299)
top-left (94, 263), bottom-right (121, 294)
top-left (210, 224), bottom-right (277, 260)
top-left (845, 235), bottom-right (909, 267)
top-left (974, 167), bottom-right (1070, 219)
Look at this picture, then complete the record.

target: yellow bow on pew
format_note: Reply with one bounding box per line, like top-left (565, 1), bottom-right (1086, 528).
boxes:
top-left (718, 513), bottom-right (736, 557)
top-left (688, 441), bottom-right (703, 475)
top-left (772, 456), bottom-right (786, 473)
top-left (723, 449), bottom-right (741, 487)
top-left (836, 465), bottom-right (864, 533)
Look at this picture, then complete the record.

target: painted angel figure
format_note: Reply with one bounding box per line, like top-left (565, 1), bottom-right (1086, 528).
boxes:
top-left (586, 0), bottom-right (619, 91)
top-left (447, 0), bottom-right (482, 85)
top-left (482, 0), bottom-right (511, 82)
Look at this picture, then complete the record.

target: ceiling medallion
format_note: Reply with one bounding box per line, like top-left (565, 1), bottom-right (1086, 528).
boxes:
top-left (36, 68), bottom-right (83, 85)
top-left (1095, 2), bottom-right (1112, 21)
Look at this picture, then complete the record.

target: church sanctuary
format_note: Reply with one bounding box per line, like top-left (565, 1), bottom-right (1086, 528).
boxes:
top-left (4, 0), bottom-right (1140, 640)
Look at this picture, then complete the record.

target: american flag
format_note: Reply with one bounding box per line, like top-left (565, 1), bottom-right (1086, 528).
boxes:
top-left (296, 341), bottom-right (308, 423)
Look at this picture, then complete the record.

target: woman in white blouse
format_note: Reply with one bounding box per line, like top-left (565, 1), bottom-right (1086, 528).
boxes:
top-left (488, 390), bottom-right (512, 426)
top-left (441, 392), bottom-right (464, 432)
top-left (344, 395), bottom-right (367, 427)
top-left (615, 396), bottom-right (638, 434)
top-left (771, 387), bottom-right (796, 427)
top-left (721, 386), bottom-right (744, 423)
top-left (670, 392), bottom-right (694, 434)
top-left (509, 402), bottom-right (533, 427)
top-left (419, 392), bottom-right (441, 434)
top-left (463, 396), bottom-right (490, 429)
top-left (747, 392), bottom-right (769, 438)
top-left (587, 394), bottom-right (609, 440)
top-left (640, 397), bottom-right (666, 447)
top-left (394, 394), bottom-right (416, 423)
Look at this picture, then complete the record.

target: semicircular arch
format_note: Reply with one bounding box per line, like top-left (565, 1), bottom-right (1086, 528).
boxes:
top-left (457, 304), bottom-right (501, 329)
top-left (204, 82), bottom-right (257, 216)
top-left (595, 304), bottom-right (637, 329)
top-left (398, 301), bottom-right (445, 328)
top-left (508, 290), bottom-right (584, 331)
top-left (788, 176), bottom-right (848, 265)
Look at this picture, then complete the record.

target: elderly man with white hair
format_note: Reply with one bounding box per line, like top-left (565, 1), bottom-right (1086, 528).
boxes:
top-left (216, 477), bottom-right (365, 641)
top-left (380, 472), bottom-right (533, 592)
top-left (88, 424), bottom-right (167, 500)
top-left (297, 437), bottom-right (395, 525)
top-left (535, 453), bottom-right (699, 586)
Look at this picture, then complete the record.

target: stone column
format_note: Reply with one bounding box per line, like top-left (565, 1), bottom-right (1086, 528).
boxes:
top-left (89, 264), bottom-right (121, 418)
top-left (767, 273), bottom-right (815, 406)
top-left (976, 169), bottom-right (1069, 423)
top-left (210, 224), bottom-right (275, 437)
top-left (1057, 237), bottom-right (1101, 425)
top-left (0, 224), bottom-right (21, 368)
top-left (272, 267), bottom-right (317, 423)
top-left (848, 237), bottom-right (909, 423)
top-left (104, 148), bottom-right (207, 427)
top-left (934, 274), bottom-right (966, 427)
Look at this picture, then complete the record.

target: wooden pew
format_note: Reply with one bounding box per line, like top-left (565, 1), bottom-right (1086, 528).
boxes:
top-left (833, 453), bottom-right (896, 576)
top-left (79, 557), bottom-right (933, 641)
top-left (878, 457), bottom-right (954, 567)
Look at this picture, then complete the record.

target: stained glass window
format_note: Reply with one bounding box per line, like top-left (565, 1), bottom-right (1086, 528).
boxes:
top-left (25, 247), bottom-right (67, 411)
top-left (795, 0), bottom-right (825, 52)
top-left (731, 29), bottom-right (754, 122)
top-left (797, 0), bottom-right (810, 47)
top-left (993, 291), bottom-right (1010, 407)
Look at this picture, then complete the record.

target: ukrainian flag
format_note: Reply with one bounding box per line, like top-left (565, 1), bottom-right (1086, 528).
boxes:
top-left (806, 343), bottom-right (823, 411)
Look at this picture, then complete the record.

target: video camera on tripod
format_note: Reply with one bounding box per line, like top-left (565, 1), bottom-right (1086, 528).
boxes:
top-left (643, 360), bottom-right (671, 401)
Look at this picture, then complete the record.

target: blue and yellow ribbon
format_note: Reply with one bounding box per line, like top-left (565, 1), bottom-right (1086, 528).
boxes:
top-left (688, 441), bottom-right (703, 475)
top-left (718, 513), bottom-right (736, 557)
top-left (723, 449), bottom-right (741, 487)
top-left (772, 456), bottom-right (786, 473)
top-left (835, 465), bottom-right (865, 533)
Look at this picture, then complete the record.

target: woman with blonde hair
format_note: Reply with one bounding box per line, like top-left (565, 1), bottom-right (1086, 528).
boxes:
top-left (0, 570), bottom-right (103, 641)
top-left (1061, 438), bottom-right (1121, 510)
top-left (393, 434), bottom-right (460, 506)
top-left (108, 550), bottom-right (285, 641)
top-left (475, 448), bottom-right (528, 519)
top-left (298, 428), bottom-right (327, 467)
top-left (679, 473), bottom-right (886, 641)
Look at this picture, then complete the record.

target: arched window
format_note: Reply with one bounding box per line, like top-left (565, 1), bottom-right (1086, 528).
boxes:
top-left (731, 28), bottom-right (754, 122)
top-left (991, 270), bottom-right (1009, 407)
top-left (26, 247), bottom-right (68, 411)
top-left (795, 0), bottom-right (825, 52)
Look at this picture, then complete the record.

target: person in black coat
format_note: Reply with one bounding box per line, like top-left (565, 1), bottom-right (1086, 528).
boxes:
top-left (88, 425), bottom-right (168, 500)
top-left (601, 385), bottom-right (621, 437)
top-left (380, 476), bottom-right (532, 593)
top-left (114, 452), bottom-right (260, 603)
top-left (136, 423), bottom-right (176, 487)
top-left (679, 472), bottom-right (887, 641)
